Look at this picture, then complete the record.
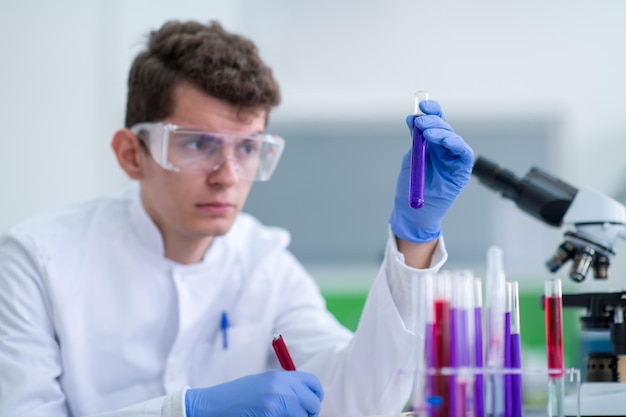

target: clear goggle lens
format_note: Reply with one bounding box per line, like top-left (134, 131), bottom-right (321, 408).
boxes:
top-left (130, 122), bottom-right (285, 181)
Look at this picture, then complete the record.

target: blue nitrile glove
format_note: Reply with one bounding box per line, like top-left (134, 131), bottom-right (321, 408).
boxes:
top-left (389, 100), bottom-right (474, 243)
top-left (185, 370), bottom-right (324, 417)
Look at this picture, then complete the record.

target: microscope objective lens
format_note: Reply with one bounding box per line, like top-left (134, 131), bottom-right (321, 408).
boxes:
top-left (593, 254), bottom-right (610, 279)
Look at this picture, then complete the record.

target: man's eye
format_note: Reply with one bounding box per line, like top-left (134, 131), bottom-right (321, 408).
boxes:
top-left (239, 139), bottom-right (260, 156)
top-left (184, 135), bottom-right (221, 152)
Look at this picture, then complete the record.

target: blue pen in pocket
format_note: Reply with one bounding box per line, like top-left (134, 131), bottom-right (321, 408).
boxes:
top-left (220, 311), bottom-right (229, 349)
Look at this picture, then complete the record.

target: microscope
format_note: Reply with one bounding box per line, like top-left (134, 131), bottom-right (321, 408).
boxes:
top-left (472, 156), bottom-right (626, 416)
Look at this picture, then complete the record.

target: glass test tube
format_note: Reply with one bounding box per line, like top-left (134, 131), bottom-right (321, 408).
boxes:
top-left (473, 278), bottom-right (485, 417)
top-left (424, 273), bottom-right (438, 417)
top-left (504, 282), bottom-right (513, 417)
top-left (433, 272), bottom-right (451, 417)
top-left (485, 246), bottom-right (506, 416)
top-left (455, 271), bottom-right (476, 417)
top-left (545, 279), bottom-right (565, 417)
top-left (409, 90), bottom-right (429, 209)
top-left (510, 281), bottom-right (523, 417)
top-left (449, 274), bottom-right (460, 417)
top-left (411, 273), bottom-right (436, 414)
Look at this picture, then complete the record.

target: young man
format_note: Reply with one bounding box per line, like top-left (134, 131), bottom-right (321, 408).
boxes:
top-left (0, 20), bottom-right (473, 417)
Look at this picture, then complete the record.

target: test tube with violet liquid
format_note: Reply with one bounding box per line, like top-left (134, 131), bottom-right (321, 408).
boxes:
top-left (409, 91), bottom-right (428, 209)
top-left (473, 278), bottom-right (485, 417)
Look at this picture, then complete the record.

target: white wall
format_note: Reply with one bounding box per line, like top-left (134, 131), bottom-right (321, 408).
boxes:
top-left (2, 0), bottom-right (626, 285)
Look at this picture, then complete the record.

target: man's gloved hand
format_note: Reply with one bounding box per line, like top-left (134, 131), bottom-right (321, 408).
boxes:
top-left (389, 100), bottom-right (474, 243)
top-left (185, 370), bottom-right (324, 417)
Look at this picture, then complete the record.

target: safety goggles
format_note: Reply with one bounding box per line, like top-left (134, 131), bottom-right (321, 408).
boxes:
top-left (130, 122), bottom-right (285, 181)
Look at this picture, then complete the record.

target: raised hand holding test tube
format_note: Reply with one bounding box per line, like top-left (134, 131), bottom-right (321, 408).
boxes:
top-left (390, 93), bottom-right (473, 244)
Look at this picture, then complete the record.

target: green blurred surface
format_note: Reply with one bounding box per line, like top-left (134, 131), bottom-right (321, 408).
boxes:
top-left (323, 291), bottom-right (368, 332)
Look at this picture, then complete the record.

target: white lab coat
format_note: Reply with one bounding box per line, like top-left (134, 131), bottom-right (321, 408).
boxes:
top-left (0, 185), bottom-right (446, 417)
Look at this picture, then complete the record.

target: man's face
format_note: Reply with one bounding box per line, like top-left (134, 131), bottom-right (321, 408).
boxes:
top-left (140, 82), bottom-right (267, 243)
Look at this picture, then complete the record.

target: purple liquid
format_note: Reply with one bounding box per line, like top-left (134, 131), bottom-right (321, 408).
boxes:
top-left (504, 312), bottom-right (512, 417)
top-left (450, 308), bottom-right (471, 416)
top-left (457, 309), bottom-right (470, 417)
top-left (449, 307), bottom-right (458, 417)
top-left (409, 116), bottom-right (426, 209)
top-left (457, 309), bottom-right (470, 367)
top-left (511, 333), bottom-right (522, 417)
top-left (474, 307), bottom-right (485, 417)
top-left (424, 323), bottom-right (436, 417)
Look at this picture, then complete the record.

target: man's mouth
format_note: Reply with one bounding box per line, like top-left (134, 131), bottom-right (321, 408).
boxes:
top-left (195, 202), bottom-right (234, 214)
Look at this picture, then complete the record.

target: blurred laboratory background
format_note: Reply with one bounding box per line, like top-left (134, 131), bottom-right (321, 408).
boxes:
top-left (2, 0), bottom-right (626, 397)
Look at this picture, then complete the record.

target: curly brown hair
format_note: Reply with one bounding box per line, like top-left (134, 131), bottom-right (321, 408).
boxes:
top-left (125, 20), bottom-right (281, 127)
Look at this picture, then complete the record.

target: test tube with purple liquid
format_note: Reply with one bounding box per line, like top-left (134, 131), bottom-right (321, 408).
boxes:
top-left (509, 282), bottom-right (523, 417)
top-left (409, 91), bottom-right (428, 209)
top-left (473, 279), bottom-right (485, 417)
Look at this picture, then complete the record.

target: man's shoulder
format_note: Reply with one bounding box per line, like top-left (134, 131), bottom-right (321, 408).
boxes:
top-left (229, 212), bottom-right (292, 254)
top-left (232, 212), bottom-right (290, 242)
top-left (5, 192), bottom-right (129, 243)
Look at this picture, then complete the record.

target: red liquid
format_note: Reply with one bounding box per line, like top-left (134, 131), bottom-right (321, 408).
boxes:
top-left (433, 300), bottom-right (451, 417)
top-left (544, 296), bottom-right (564, 377)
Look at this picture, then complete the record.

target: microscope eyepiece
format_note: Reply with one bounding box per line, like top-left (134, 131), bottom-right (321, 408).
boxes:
top-left (472, 156), bottom-right (577, 227)
top-left (472, 157), bottom-right (524, 201)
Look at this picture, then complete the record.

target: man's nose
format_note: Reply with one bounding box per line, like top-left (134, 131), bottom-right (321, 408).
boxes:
top-left (207, 156), bottom-right (239, 184)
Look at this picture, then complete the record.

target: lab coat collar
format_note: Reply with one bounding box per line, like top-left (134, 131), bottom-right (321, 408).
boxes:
top-left (125, 183), bottom-right (229, 269)
top-left (127, 183), bottom-right (165, 258)
top-left (123, 182), bottom-right (291, 272)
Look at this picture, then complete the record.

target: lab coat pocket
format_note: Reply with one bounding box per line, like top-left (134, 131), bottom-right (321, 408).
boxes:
top-left (192, 322), bottom-right (272, 386)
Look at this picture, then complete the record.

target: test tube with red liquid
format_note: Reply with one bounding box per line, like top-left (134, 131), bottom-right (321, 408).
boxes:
top-left (544, 279), bottom-right (565, 417)
top-left (545, 279), bottom-right (564, 376)
top-left (433, 272), bottom-right (451, 417)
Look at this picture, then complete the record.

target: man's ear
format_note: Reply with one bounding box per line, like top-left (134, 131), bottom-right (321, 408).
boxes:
top-left (111, 128), bottom-right (147, 180)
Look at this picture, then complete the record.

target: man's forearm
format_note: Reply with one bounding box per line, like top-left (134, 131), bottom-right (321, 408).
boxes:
top-left (395, 237), bottom-right (438, 269)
